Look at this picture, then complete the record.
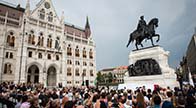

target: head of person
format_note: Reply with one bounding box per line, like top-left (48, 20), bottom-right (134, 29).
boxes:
top-left (92, 94), bottom-right (100, 103)
top-left (107, 95), bottom-right (112, 102)
top-left (153, 95), bottom-right (161, 106)
top-left (84, 93), bottom-right (90, 100)
top-left (136, 92), bottom-right (144, 104)
top-left (64, 101), bottom-right (74, 108)
top-left (22, 95), bottom-right (29, 103)
top-left (140, 16), bottom-right (144, 20)
top-left (166, 91), bottom-right (173, 98)
top-left (100, 92), bottom-right (106, 99)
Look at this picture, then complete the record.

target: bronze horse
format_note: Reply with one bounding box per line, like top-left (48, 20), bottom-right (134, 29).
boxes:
top-left (126, 18), bottom-right (160, 49)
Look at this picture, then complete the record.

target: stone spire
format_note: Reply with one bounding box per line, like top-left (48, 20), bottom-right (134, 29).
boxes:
top-left (60, 11), bottom-right (65, 24)
top-left (85, 16), bottom-right (91, 38)
top-left (25, 0), bottom-right (30, 16)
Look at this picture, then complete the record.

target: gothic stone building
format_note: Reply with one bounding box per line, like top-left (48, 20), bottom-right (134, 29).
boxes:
top-left (0, 0), bottom-right (96, 87)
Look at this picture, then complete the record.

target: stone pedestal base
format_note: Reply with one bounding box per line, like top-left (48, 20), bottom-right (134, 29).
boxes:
top-left (124, 74), bottom-right (179, 89)
top-left (124, 46), bottom-right (178, 89)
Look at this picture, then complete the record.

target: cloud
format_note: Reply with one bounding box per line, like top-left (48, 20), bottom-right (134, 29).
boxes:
top-left (6, 0), bottom-right (196, 70)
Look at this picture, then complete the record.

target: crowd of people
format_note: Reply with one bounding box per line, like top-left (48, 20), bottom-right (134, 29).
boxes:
top-left (0, 82), bottom-right (196, 108)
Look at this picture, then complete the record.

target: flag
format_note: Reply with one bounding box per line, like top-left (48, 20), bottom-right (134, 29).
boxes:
top-left (188, 67), bottom-right (194, 87)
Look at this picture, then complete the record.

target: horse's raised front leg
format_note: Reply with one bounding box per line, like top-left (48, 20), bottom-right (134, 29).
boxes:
top-left (156, 34), bottom-right (160, 42)
top-left (126, 38), bottom-right (131, 47)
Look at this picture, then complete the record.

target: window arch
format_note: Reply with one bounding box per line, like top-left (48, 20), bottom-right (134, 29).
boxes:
top-left (4, 63), bottom-right (12, 74)
top-left (7, 35), bottom-right (10, 43)
top-left (67, 68), bottom-right (72, 76)
top-left (75, 68), bottom-right (80, 76)
top-left (90, 62), bottom-right (94, 67)
top-left (38, 32), bottom-right (44, 47)
top-left (90, 70), bottom-right (94, 76)
top-left (75, 46), bottom-right (80, 57)
top-left (67, 59), bottom-right (72, 65)
top-left (83, 48), bottom-right (87, 58)
top-left (28, 30), bottom-right (35, 45)
top-left (83, 69), bottom-right (86, 76)
top-left (56, 55), bottom-right (59, 60)
top-left (7, 31), bottom-right (15, 47)
top-left (47, 35), bottom-right (52, 48)
top-left (48, 12), bottom-right (53, 22)
top-left (67, 44), bottom-right (72, 56)
top-left (89, 49), bottom-right (93, 59)
top-left (55, 37), bottom-right (60, 49)
top-left (39, 9), bottom-right (45, 20)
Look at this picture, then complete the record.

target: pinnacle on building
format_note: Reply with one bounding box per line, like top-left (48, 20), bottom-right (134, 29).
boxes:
top-left (85, 16), bottom-right (91, 38)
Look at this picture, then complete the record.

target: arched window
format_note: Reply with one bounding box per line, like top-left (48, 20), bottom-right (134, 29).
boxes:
top-left (28, 34), bottom-right (31, 44)
top-left (38, 32), bottom-right (44, 47)
top-left (38, 53), bottom-right (42, 59)
top-left (89, 49), bottom-right (93, 59)
top-left (67, 44), bottom-right (72, 56)
top-left (75, 68), bottom-right (80, 76)
top-left (75, 46), bottom-right (80, 57)
top-left (48, 12), bottom-right (53, 22)
top-left (28, 30), bottom-right (35, 45)
top-left (41, 37), bottom-right (44, 46)
top-left (40, 9), bottom-right (45, 20)
top-left (4, 63), bottom-right (12, 74)
top-left (67, 68), bottom-right (72, 76)
top-left (7, 31), bottom-right (15, 47)
top-left (10, 36), bottom-right (15, 47)
top-left (55, 37), bottom-right (60, 49)
top-left (47, 35), bottom-right (52, 48)
top-left (83, 62), bottom-right (87, 66)
top-left (83, 69), bottom-right (86, 76)
top-left (56, 55), bottom-right (59, 60)
top-left (7, 35), bottom-right (10, 43)
top-left (83, 48), bottom-right (87, 58)
top-left (47, 54), bottom-right (51, 59)
top-left (90, 62), bottom-right (94, 67)
top-left (67, 60), bottom-right (72, 65)
top-left (90, 70), bottom-right (94, 76)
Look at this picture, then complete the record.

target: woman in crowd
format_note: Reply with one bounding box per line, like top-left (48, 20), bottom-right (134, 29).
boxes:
top-left (0, 82), bottom-right (196, 108)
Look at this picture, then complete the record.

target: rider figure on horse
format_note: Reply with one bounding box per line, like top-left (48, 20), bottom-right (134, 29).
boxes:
top-left (137, 16), bottom-right (147, 38)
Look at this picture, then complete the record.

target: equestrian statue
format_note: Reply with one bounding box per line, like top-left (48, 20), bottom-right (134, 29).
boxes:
top-left (126, 16), bottom-right (160, 50)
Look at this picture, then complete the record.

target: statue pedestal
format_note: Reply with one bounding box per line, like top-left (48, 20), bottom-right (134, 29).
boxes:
top-left (124, 46), bottom-right (178, 89)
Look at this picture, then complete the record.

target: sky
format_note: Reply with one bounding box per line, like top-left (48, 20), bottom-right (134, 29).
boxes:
top-left (5, 0), bottom-right (196, 70)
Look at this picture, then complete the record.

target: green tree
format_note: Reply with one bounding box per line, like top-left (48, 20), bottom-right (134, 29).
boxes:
top-left (107, 72), bottom-right (113, 83)
top-left (96, 71), bottom-right (104, 84)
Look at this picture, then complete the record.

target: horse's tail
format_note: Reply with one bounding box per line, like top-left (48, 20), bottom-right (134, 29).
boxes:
top-left (126, 33), bottom-right (133, 47)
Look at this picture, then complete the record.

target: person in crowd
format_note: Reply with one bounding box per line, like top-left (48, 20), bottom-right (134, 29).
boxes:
top-left (152, 95), bottom-right (161, 108)
top-left (132, 92), bottom-right (146, 108)
top-left (176, 92), bottom-right (185, 108)
top-left (0, 82), bottom-right (195, 108)
top-left (20, 95), bottom-right (30, 108)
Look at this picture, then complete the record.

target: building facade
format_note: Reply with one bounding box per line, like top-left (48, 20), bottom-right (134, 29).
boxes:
top-left (187, 34), bottom-right (196, 74)
top-left (98, 66), bottom-right (127, 84)
top-left (0, 0), bottom-right (96, 87)
top-left (186, 33), bottom-right (196, 82)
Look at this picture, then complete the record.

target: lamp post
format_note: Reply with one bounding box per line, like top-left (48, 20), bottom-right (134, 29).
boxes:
top-left (82, 72), bottom-right (84, 86)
